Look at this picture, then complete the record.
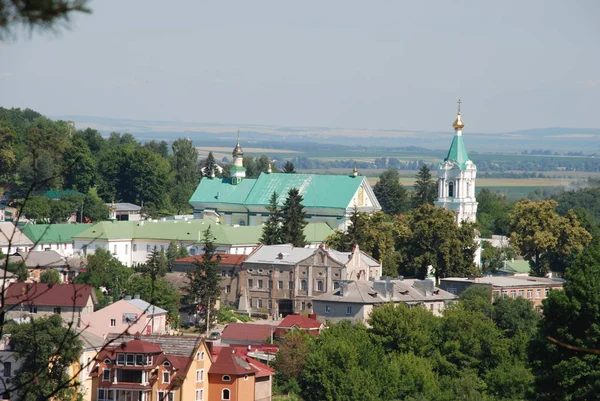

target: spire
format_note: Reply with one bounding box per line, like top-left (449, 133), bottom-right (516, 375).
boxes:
top-left (452, 99), bottom-right (465, 131)
top-left (232, 130), bottom-right (244, 157)
top-left (267, 159), bottom-right (272, 174)
top-left (352, 162), bottom-right (358, 177)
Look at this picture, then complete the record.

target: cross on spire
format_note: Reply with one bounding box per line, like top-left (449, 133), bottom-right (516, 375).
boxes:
top-left (457, 99), bottom-right (462, 114)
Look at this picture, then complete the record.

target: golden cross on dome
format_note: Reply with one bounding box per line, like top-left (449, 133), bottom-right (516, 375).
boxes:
top-left (457, 99), bottom-right (462, 114)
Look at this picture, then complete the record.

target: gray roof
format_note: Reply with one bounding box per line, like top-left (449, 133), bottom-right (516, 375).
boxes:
top-left (313, 279), bottom-right (457, 305)
top-left (6, 250), bottom-right (67, 269)
top-left (106, 202), bottom-right (142, 212)
top-left (105, 333), bottom-right (203, 356)
top-left (0, 222), bottom-right (34, 247)
top-left (125, 298), bottom-right (168, 316)
top-left (327, 249), bottom-right (380, 267)
top-left (440, 276), bottom-right (563, 288)
top-left (245, 244), bottom-right (316, 265)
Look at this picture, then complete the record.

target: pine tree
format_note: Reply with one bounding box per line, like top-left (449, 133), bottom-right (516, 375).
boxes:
top-left (203, 151), bottom-right (219, 176)
top-left (261, 191), bottom-right (283, 245)
top-left (184, 226), bottom-right (222, 327)
top-left (281, 188), bottom-right (307, 247)
top-left (373, 168), bottom-right (410, 215)
top-left (283, 161), bottom-right (296, 174)
top-left (412, 164), bottom-right (437, 208)
top-left (138, 247), bottom-right (169, 279)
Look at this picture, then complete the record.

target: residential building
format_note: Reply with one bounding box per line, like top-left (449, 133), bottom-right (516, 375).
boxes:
top-left (75, 330), bottom-right (106, 401)
top-left (439, 276), bottom-right (564, 309)
top-left (208, 347), bottom-right (274, 401)
top-left (172, 254), bottom-right (247, 307)
top-left (73, 219), bottom-right (332, 267)
top-left (81, 296), bottom-right (169, 339)
top-left (313, 278), bottom-right (458, 324)
top-left (4, 283), bottom-right (95, 324)
top-left (0, 222), bottom-right (34, 254)
top-left (0, 268), bottom-right (16, 293)
top-left (240, 244), bottom-right (381, 317)
top-left (189, 138), bottom-right (381, 230)
top-left (91, 334), bottom-right (212, 401)
top-left (3, 250), bottom-right (80, 282)
top-left (21, 223), bottom-right (92, 257)
top-left (274, 314), bottom-right (324, 338)
top-left (106, 202), bottom-right (142, 221)
top-left (434, 102), bottom-right (482, 266)
top-left (221, 323), bottom-right (275, 346)
top-left (495, 259), bottom-right (531, 276)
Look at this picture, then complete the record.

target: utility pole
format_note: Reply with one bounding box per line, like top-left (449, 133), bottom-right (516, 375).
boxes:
top-left (205, 297), bottom-right (211, 337)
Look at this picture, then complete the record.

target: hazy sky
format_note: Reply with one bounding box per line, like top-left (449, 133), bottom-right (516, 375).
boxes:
top-left (1, 0), bottom-right (599, 132)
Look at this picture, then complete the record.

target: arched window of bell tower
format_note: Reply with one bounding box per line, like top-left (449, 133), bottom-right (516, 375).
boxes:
top-left (448, 181), bottom-right (454, 198)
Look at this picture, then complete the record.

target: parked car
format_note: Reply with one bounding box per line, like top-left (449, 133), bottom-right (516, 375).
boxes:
top-left (208, 331), bottom-right (221, 340)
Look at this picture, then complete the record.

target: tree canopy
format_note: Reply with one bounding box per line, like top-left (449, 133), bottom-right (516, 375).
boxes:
top-left (281, 188), bottom-right (307, 247)
top-left (373, 168), bottom-right (410, 215)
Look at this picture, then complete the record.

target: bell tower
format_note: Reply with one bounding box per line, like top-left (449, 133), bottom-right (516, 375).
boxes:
top-left (230, 131), bottom-right (246, 185)
top-left (434, 100), bottom-right (478, 225)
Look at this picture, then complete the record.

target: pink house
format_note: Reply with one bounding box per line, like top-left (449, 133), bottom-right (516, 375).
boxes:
top-left (81, 296), bottom-right (168, 338)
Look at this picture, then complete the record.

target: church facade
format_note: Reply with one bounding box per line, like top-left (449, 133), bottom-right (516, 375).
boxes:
top-left (189, 138), bottom-right (381, 230)
top-left (435, 101), bottom-right (482, 266)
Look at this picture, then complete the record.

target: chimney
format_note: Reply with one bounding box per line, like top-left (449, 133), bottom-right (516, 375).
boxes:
top-left (134, 294), bottom-right (140, 300)
top-left (125, 295), bottom-right (132, 301)
top-left (308, 313), bottom-right (317, 320)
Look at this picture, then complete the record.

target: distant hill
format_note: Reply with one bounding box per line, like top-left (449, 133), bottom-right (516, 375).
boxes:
top-left (53, 115), bottom-right (600, 154)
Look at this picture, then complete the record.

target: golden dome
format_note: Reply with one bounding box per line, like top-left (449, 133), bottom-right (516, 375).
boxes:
top-left (232, 134), bottom-right (243, 157)
top-left (453, 113), bottom-right (465, 130)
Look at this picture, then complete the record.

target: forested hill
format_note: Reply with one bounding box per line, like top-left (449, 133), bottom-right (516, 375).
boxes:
top-left (0, 107), bottom-right (201, 217)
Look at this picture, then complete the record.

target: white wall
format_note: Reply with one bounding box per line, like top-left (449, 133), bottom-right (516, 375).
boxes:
top-left (30, 242), bottom-right (75, 258)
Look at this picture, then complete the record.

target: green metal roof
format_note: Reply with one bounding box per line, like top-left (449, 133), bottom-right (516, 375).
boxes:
top-left (443, 134), bottom-right (471, 170)
top-left (22, 224), bottom-right (93, 244)
top-left (190, 173), bottom-right (364, 210)
top-left (74, 219), bottom-right (334, 245)
top-left (500, 260), bottom-right (530, 274)
top-left (43, 190), bottom-right (85, 199)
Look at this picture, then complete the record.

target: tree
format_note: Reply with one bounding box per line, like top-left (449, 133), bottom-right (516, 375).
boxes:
top-left (373, 168), bottom-right (410, 215)
top-left (273, 330), bottom-right (314, 394)
top-left (260, 191), bottom-right (283, 245)
top-left (509, 199), bottom-right (592, 276)
top-left (8, 314), bottom-right (83, 401)
top-left (403, 204), bottom-right (478, 282)
top-left (0, 0), bottom-right (91, 39)
top-left (202, 151), bottom-right (218, 177)
top-left (73, 248), bottom-right (132, 299)
top-left (480, 241), bottom-right (516, 275)
top-left (123, 275), bottom-right (181, 326)
top-left (20, 195), bottom-right (51, 223)
top-left (39, 269), bottom-right (61, 284)
top-left (62, 136), bottom-right (97, 193)
top-left (529, 242), bottom-right (600, 400)
top-left (283, 161), bottom-right (296, 174)
top-left (166, 241), bottom-right (179, 269)
top-left (136, 247), bottom-right (168, 279)
top-left (281, 188), bottom-right (307, 247)
top-left (412, 165), bottom-right (437, 208)
top-left (80, 188), bottom-right (109, 222)
top-left (476, 188), bottom-right (513, 237)
top-left (144, 140), bottom-right (169, 158)
top-left (459, 285), bottom-right (494, 319)
top-left (170, 138), bottom-right (200, 213)
top-left (184, 226), bottom-right (221, 327)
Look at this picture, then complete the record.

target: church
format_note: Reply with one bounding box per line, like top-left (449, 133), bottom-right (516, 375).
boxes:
top-left (188, 138), bottom-right (381, 230)
top-left (435, 100), bottom-right (482, 266)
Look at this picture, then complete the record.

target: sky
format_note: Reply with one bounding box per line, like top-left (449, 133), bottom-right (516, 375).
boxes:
top-left (1, 0), bottom-right (599, 133)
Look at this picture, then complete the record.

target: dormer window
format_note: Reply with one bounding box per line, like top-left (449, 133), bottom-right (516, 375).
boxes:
top-left (163, 361), bottom-right (171, 367)
top-left (103, 358), bottom-right (111, 364)
top-left (222, 375), bottom-right (231, 382)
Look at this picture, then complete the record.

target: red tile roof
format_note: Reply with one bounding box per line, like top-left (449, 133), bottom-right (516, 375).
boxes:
top-left (278, 314), bottom-right (323, 330)
top-left (113, 339), bottom-right (162, 354)
top-left (209, 349), bottom-right (259, 376)
top-left (221, 323), bottom-right (274, 344)
top-left (174, 254), bottom-right (247, 266)
top-left (4, 283), bottom-right (94, 308)
top-left (245, 356), bottom-right (275, 378)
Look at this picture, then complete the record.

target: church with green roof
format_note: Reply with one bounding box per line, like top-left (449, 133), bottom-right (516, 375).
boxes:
top-left (189, 138), bottom-right (381, 230)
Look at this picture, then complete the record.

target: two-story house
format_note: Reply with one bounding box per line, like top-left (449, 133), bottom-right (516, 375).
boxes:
top-left (239, 244), bottom-right (381, 317)
top-left (92, 334), bottom-right (212, 401)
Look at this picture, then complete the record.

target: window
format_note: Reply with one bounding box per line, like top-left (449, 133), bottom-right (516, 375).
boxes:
top-left (301, 301), bottom-right (306, 311)
top-left (502, 290), bottom-right (508, 298)
top-left (545, 288), bottom-right (550, 297)
top-left (29, 306), bottom-right (37, 313)
top-left (113, 244), bottom-right (117, 254)
top-left (3, 362), bottom-right (11, 377)
top-left (87, 357), bottom-right (91, 373)
top-left (146, 355), bottom-right (153, 365)
top-left (163, 361), bottom-right (171, 367)
top-left (244, 374), bottom-right (248, 380)
top-left (258, 299), bottom-right (263, 308)
top-left (227, 270), bottom-right (233, 278)
top-left (135, 354), bottom-right (144, 365)
top-left (222, 389), bottom-right (231, 400)
top-left (527, 289), bottom-right (533, 299)
top-left (325, 305), bottom-right (331, 314)
top-left (258, 279), bottom-right (263, 289)
top-left (510, 290), bottom-right (516, 299)
top-left (248, 279), bottom-right (253, 288)
top-left (117, 354), bottom-right (125, 365)
top-left (301, 280), bottom-right (307, 291)
top-left (268, 280), bottom-right (273, 289)
top-left (110, 319), bottom-right (116, 327)
top-left (289, 281), bottom-right (293, 290)
top-left (133, 244), bottom-right (137, 252)
top-left (103, 358), bottom-right (111, 364)
top-left (278, 280), bottom-right (284, 289)
top-left (268, 299), bottom-right (272, 310)
top-left (448, 181), bottom-right (454, 197)
top-left (163, 371), bottom-right (170, 384)
top-left (345, 306), bottom-right (352, 315)
top-left (195, 389), bottom-right (204, 401)
top-left (158, 391), bottom-right (174, 401)
top-left (334, 281), bottom-right (340, 289)
top-left (126, 353), bottom-right (135, 366)
top-left (53, 307), bottom-right (62, 314)
top-left (222, 375), bottom-right (231, 381)
top-left (518, 290), bottom-right (524, 298)
top-left (317, 281), bottom-right (324, 291)
top-left (221, 270), bottom-right (226, 277)
top-left (190, 248), bottom-right (196, 256)
top-left (146, 244), bottom-right (151, 252)
top-left (225, 285), bottom-right (231, 294)
top-left (536, 289), bottom-right (542, 299)
top-left (249, 298), bottom-right (253, 308)
top-left (196, 369), bottom-right (204, 382)
top-left (98, 389), bottom-right (114, 401)
top-left (493, 291), bottom-right (500, 299)
top-left (102, 368), bottom-right (110, 382)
